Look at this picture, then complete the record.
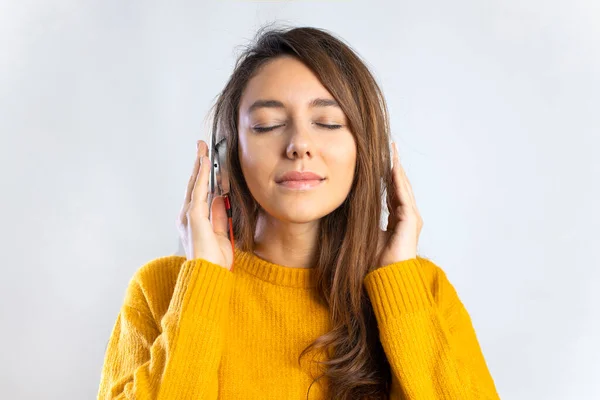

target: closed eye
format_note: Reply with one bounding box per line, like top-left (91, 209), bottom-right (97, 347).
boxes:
top-left (251, 123), bottom-right (342, 133)
top-left (252, 124), bottom-right (284, 133)
top-left (315, 123), bottom-right (343, 130)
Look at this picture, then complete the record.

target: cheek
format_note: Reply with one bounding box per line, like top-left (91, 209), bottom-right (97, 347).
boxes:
top-left (335, 156), bottom-right (356, 184)
top-left (239, 144), bottom-right (274, 189)
top-left (238, 137), bottom-right (257, 175)
top-left (327, 140), bottom-right (357, 176)
top-left (238, 144), bottom-right (256, 192)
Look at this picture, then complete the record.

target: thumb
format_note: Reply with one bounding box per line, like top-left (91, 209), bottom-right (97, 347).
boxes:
top-left (210, 195), bottom-right (229, 237)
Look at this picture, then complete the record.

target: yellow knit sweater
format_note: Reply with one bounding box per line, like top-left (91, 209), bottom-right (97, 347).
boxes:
top-left (97, 247), bottom-right (499, 399)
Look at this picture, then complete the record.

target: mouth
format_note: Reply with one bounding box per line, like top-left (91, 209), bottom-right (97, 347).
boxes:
top-left (276, 178), bottom-right (325, 190)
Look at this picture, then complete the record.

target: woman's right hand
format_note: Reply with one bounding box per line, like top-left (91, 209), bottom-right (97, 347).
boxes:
top-left (176, 140), bottom-right (233, 270)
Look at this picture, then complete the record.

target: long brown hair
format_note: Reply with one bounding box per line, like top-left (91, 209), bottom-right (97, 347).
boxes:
top-left (209, 24), bottom-right (396, 400)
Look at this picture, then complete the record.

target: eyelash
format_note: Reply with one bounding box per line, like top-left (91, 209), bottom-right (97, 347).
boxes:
top-left (252, 123), bottom-right (342, 133)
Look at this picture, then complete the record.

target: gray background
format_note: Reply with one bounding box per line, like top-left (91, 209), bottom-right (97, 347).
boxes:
top-left (1, 1), bottom-right (598, 399)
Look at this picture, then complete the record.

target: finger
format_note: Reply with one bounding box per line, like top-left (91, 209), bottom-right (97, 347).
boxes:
top-left (184, 145), bottom-right (202, 205)
top-left (386, 145), bottom-right (399, 213)
top-left (394, 143), bottom-right (419, 209)
top-left (391, 142), bottom-right (411, 208)
top-left (210, 195), bottom-right (229, 237)
top-left (184, 141), bottom-right (209, 205)
top-left (385, 207), bottom-right (397, 232)
top-left (190, 150), bottom-right (210, 217)
top-left (394, 142), bottom-right (421, 209)
top-left (404, 175), bottom-right (418, 209)
top-left (393, 143), bottom-right (421, 218)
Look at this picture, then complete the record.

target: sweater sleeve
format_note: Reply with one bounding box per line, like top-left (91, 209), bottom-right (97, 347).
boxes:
top-left (97, 257), bottom-right (234, 400)
top-left (363, 257), bottom-right (500, 399)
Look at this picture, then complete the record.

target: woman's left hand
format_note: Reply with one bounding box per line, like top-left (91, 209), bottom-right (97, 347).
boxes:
top-left (376, 142), bottom-right (424, 268)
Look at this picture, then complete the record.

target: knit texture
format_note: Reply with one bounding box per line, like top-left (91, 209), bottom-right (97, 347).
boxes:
top-left (97, 248), bottom-right (499, 399)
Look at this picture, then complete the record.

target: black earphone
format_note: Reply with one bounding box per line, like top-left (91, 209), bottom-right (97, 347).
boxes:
top-left (209, 133), bottom-right (235, 267)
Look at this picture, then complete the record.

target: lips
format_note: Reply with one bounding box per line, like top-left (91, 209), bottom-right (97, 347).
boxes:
top-left (275, 171), bottom-right (325, 183)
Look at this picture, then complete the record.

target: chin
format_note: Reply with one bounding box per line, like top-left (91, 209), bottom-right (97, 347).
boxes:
top-left (268, 204), bottom-right (332, 224)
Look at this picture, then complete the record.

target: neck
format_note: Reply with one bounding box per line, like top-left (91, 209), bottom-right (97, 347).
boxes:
top-left (252, 211), bottom-right (320, 269)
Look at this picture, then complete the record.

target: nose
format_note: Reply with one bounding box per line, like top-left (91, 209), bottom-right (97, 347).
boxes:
top-left (285, 122), bottom-right (314, 159)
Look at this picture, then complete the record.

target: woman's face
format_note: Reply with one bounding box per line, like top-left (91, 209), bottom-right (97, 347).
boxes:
top-left (237, 55), bottom-right (357, 224)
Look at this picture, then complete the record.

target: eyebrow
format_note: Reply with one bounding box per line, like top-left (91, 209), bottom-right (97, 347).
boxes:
top-left (247, 98), bottom-right (340, 113)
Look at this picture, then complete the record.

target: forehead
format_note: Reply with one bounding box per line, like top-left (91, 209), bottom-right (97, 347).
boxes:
top-left (240, 56), bottom-right (333, 110)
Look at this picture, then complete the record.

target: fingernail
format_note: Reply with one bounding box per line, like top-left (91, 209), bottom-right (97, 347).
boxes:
top-left (196, 140), bottom-right (200, 150)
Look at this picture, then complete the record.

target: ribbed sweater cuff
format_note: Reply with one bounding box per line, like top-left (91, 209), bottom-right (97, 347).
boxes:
top-left (363, 258), bottom-right (434, 321)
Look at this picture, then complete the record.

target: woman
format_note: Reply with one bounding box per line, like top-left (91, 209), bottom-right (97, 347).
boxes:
top-left (97, 26), bottom-right (500, 399)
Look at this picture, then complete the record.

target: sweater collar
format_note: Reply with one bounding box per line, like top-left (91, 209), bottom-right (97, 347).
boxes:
top-left (233, 248), bottom-right (316, 288)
